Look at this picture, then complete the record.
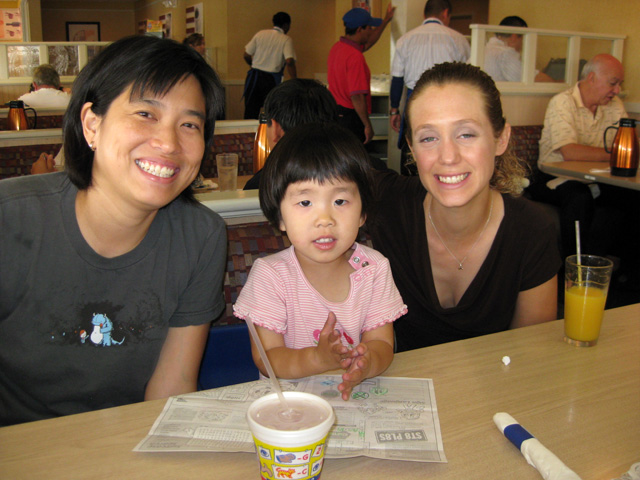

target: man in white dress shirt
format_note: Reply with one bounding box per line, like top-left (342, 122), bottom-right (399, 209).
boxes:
top-left (484, 16), bottom-right (555, 83)
top-left (389, 0), bottom-right (470, 173)
top-left (242, 12), bottom-right (297, 119)
top-left (484, 16), bottom-right (527, 82)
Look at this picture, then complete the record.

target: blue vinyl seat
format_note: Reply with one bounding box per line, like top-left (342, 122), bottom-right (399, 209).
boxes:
top-left (197, 322), bottom-right (260, 390)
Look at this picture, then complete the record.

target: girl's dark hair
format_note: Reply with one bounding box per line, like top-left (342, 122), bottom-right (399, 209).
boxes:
top-left (63, 35), bottom-right (224, 201)
top-left (259, 122), bottom-right (374, 229)
top-left (404, 62), bottom-right (527, 195)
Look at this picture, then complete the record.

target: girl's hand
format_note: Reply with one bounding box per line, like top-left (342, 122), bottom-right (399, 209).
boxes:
top-left (337, 343), bottom-right (372, 401)
top-left (314, 312), bottom-right (347, 370)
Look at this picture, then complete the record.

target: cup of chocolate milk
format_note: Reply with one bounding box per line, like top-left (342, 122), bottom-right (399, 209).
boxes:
top-left (246, 391), bottom-right (335, 480)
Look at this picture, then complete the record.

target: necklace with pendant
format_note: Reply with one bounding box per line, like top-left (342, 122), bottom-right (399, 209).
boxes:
top-left (428, 194), bottom-right (494, 271)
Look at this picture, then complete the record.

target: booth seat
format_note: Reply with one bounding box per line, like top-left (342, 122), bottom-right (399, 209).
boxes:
top-left (197, 322), bottom-right (259, 389)
top-left (509, 125), bottom-right (543, 174)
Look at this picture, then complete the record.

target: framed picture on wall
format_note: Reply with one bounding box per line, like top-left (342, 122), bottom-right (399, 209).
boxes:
top-left (185, 3), bottom-right (203, 35)
top-left (351, 0), bottom-right (381, 16)
top-left (66, 22), bottom-right (101, 41)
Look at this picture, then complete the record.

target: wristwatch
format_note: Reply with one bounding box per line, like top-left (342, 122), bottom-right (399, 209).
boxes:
top-left (389, 109), bottom-right (400, 116)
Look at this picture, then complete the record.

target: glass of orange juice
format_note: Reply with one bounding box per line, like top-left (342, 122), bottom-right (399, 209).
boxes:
top-left (564, 254), bottom-right (613, 346)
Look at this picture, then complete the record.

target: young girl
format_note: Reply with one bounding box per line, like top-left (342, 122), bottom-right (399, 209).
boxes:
top-left (233, 122), bottom-right (406, 400)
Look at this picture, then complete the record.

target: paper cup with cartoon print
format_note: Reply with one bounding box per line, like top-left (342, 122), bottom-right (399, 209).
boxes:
top-left (246, 391), bottom-right (335, 480)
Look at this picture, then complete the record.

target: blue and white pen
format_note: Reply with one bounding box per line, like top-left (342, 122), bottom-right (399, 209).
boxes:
top-left (493, 412), bottom-right (582, 480)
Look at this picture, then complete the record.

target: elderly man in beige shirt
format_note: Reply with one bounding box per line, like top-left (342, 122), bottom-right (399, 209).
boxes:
top-left (530, 54), bottom-right (628, 261)
top-left (539, 54), bottom-right (626, 166)
top-left (532, 54), bottom-right (640, 290)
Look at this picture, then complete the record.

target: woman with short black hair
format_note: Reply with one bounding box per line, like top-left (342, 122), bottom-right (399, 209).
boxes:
top-left (0, 35), bottom-right (227, 426)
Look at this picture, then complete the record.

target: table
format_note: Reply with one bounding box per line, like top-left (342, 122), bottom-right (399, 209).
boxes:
top-left (1, 304), bottom-right (638, 479)
top-left (540, 161), bottom-right (640, 191)
top-left (195, 176), bottom-right (263, 224)
top-left (192, 175), bottom-right (252, 192)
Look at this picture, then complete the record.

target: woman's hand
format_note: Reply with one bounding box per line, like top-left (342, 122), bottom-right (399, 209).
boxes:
top-left (31, 152), bottom-right (56, 174)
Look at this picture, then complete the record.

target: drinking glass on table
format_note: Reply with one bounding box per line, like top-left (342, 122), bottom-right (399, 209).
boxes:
top-left (564, 254), bottom-right (613, 346)
top-left (216, 153), bottom-right (238, 191)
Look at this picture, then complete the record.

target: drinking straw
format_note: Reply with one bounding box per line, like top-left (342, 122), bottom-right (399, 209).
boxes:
top-left (575, 221), bottom-right (582, 284)
top-left (244, 318), bottom-right (291, 410)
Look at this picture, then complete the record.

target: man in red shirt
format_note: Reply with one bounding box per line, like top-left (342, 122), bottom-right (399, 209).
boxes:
top-left (328, 6), bottom-right (394, 144)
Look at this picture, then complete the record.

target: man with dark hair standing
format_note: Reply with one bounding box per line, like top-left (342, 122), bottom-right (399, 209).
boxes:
top-left (328, 5), bottom-right (394, 145)
top-left (243, 12), bottom-right (297, 119)
top-left (389, 0), bottom-right (469, 173)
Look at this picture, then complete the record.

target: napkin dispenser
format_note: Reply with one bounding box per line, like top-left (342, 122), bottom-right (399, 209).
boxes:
top-left (604, 118), bottom-right (638, 177)
top-left (7, 100), bottom-right (37, 131)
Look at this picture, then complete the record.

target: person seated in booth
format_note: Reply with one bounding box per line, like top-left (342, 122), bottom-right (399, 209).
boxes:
top-left (183, 33), bottom-right (206, 57)
top-left (18, 64), bottom-right (71, 109)
top-left (532, 53), bottom-right (639, 288)
top-left (0, 35), bottom-right (227, 426)
top-left (244, 78), bottom-right (387, 191)
top-left (483, 16), bottom-right (555, 83)
top-left (367, 62), bottom-right (561, 352)
top-left (243, 78), bottom-right (340, 191)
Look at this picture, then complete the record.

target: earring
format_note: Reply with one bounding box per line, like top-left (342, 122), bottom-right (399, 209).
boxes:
top-left (89, 142), bottom-right (96, 151)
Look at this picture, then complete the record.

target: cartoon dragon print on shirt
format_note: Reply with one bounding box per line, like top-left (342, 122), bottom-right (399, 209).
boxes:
top-left (86, 313), bottom-right (125, 346)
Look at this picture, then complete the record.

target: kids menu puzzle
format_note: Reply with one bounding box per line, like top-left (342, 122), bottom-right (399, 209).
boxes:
top-left (134, 375), bottom-right (446, 463)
